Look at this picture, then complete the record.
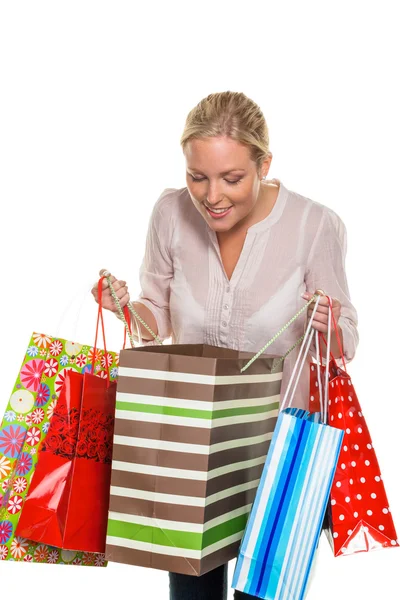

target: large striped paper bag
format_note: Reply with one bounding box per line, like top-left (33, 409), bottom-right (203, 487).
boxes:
top-left (232, 296), bottom-right (344, 600)
top-left (105, 343), bottom-right (283, 576)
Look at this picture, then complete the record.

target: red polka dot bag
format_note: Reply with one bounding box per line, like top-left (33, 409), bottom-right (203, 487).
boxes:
top-left (309, 299), bottom-right (399, 556)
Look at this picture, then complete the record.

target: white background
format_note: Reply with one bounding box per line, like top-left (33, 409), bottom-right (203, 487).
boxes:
top-left (1, 0), bottom-right (399, 597)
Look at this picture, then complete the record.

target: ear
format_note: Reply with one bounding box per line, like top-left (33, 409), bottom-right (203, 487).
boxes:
top-left (260, 152), bottom-right (273, 179)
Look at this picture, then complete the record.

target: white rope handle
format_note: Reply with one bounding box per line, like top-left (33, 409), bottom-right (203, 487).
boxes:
top-left (281, 295), bottom-right (322, 411)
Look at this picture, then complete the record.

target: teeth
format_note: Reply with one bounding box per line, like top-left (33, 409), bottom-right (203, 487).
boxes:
top-left (208, 207), bottom-right (232, 213)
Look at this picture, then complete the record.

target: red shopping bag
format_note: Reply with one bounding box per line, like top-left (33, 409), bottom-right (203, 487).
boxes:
top-left (309, 302), bottom-right (399, 556)
top-left (16, 278), bottom-right (117, 553)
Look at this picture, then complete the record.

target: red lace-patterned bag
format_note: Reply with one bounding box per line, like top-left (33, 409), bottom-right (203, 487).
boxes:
top-left (16, 278), bottom-right (117, 553)
top-left (309, 298), bottom-right (399, 556)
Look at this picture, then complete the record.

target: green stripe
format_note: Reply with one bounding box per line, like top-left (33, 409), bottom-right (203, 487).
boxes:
top-left (203, 512), bottom-right (250, 548)
top-left (115, 401), bottom-right (279, 420)
top-left (107, 512), bottom-right (250, 550)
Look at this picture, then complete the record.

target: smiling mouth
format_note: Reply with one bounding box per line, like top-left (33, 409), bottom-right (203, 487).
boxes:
top-left (205, 205), bottom-right (233, 213)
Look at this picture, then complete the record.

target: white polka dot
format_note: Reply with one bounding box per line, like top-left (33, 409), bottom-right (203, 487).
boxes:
top-left (339, 515), bottom-right (345, 521)
top-left (362, 526), bottom-right (369, 533)
top-left (351, 461), bottom-right (356, 467)
top-left (346, 428), bottom-right (351, 434)
top-left (331, 499), bottom-right (336, 506)
top-left (328, 400), bottom-right (331, 405)
top-left (375, 476), bottom-right (381, 482)
top-left (357, 427), bottom-right (363, 433)
top-left (365, 460), bottom-right (370, 466)
top-left (367, 443), bottom-right (372, 449)
top-left (349, 478), bottom-right (354, 485)
top-left (311, 366), bottom-right (315, 371)
top-left (341, 380), bottom-right (344, 385)
top-left (333, 532), bottom-right (339, 538)
top-left (345, 496), bottom-right (350, 503)
top-left (348, 380), bottom-right (352, 386)
top-left (347, 529), bottom-right (353, 535)
top-left (341, 463), bottom-right (346, 469)
top-left (331, 416), bottom-right (334, 421)
top-left (383, 508), bottom-right (389, 514)
top-left (367, 510), bottom-right (373, 516)
top-left (315, 382), bottom-right (318, 387)
top-left (338, 413), bottom-right (342, 419)
top-left (349, 411), bottom-right (354, 417)
top-left (336, 482), bottom-right (341, 488)
top-left (379, 525), bottom-right (385, 531)
top-left (335, 397), bottom-right (338, 403)
top-left (358, 411), bottom-right (363, 417)
top-left (354, 444), bottom-right (359, 450)
top-left (310, 395), bottom-right (315, 401)
top-left (371, 493), bottom-right (377, 499)
top-left (354, 512), bottom-right (358, 518)
top-left (331, 382), bottom-right (334, 388)
top-left (357, 494), bottom-right (362, 500)
top-left (391, 540), bottom-right (397, 546)
top-left (360, 477), bottom-right (366, 483)
top-left (336, 381), bottom-right (339, 386)
top-left (343, 445), bottom-right (348, 452)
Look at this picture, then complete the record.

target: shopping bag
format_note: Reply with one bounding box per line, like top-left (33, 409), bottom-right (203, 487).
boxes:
top-left (0, 284), bottom-right (118, 565)
top-left (15, 278), bottom-right (117, 554)
top-left (232, 296), bottom-right (344, 600)
top-left (105, 342), bottom-right (282, 576)
top-left (309, 301), bottom-right (399, 556)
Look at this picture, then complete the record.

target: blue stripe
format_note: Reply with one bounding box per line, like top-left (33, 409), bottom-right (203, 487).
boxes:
top-left (296, 428), bottom-right (343, 600)
top-left (286, 425), bottom-right (330, 600)
top-left (263, 419), bottom-right (320, 600)
top-left (246, 414), bottom-right (300, 591)
top-left (254, 417), bottom-right (308, 597)
top-left (232, 412), bottom-right (288, 591)
top-left (244, 414), bottom-right (297, 592)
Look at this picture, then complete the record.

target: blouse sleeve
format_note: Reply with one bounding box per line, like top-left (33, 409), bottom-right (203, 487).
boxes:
top-left (134, 189), bottom-right (175, 345)
top-left (305, 207), bottom-right (359, 363)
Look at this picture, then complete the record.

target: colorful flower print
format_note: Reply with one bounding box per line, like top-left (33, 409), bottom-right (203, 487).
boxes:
top-left (49, 340), bottom-right (63, 356)
top-left (27, 346), bottom-right (39, 358)
top-left (15, 452), bottom-right (33, 476)
top-left (0, 456), bottom-right (12, 478)
top-left (35, 383), bottom-right (50, 407)
top-left (32, 334), bottom-right (52, 348)
top-left (44, 358), bottom-right (58, 378)
top-left (0, 425), bottom-right (26, 458)
top-left (7, 495), bottom-right (23, 514)
top-left (20, 359), bottom-right (45, 392)
top-left (26, 427), bottom-right (41, 446)
top-left (3, 410), bottom-right (16, 423)
top-left (10, 536), bottom-right (29, 559)
top-left (0, 520), bottom-right (13, 544)
top-left (10, 390), bottom-right (35, 415)
top-left (12, 477), bottom-right (27, 493)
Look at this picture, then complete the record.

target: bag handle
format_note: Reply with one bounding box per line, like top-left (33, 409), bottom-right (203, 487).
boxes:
top-left (103, 274), bottom-right (163, 346)
top-left (280, 295), bottom-right (322, 411)
top-left (92, 276), bottom-right (112, 385)
top-left (240, 293), bottom-right (321, 373)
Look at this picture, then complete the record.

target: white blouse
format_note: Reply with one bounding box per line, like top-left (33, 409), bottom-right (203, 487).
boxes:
top-left (134, 178), bottom-right (359, 410)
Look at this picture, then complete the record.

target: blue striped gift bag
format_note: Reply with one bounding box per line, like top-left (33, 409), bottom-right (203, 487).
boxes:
top-left (232, 295), bottom-right (344, 600)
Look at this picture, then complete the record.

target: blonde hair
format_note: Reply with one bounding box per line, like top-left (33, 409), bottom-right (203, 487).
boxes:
top-left (180, 91), bottom-right (271, 175)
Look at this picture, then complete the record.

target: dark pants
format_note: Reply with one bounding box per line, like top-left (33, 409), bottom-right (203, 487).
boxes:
top-left (169, 564), bottom-right (257, 600)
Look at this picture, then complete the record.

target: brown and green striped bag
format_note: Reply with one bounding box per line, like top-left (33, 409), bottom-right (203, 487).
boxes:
top-left (103, 275), bottom-right (314, 576)
top-left (105, 343), bottom-right (282, 576)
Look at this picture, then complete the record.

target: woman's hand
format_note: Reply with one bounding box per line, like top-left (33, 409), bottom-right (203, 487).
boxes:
top-left (302, 290), bottom-right (341, 333)
top-left (91, 269), bottom-right (130, 312)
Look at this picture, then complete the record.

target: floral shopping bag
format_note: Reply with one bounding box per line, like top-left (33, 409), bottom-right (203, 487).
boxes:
top-left (0, 331), bottom-right (118, 565)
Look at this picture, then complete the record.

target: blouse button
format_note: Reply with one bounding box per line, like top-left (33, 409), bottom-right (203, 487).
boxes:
top-left (226, 286), bottom-right (230, 293)
top-left (222, 321), bottom-right (227, 327)
top-left (223, 304), bottom-right (229, 310)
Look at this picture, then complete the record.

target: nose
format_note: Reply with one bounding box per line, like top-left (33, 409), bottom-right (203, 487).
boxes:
top-left (205, 181), bottom-right (223, 206)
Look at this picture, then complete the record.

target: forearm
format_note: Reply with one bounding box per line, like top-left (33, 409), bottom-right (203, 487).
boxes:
top-left (330, 325), bottom-right (344, 360)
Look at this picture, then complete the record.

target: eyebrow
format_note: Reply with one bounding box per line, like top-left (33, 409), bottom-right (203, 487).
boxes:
top-left (187, 168), bottom-right (246, 176)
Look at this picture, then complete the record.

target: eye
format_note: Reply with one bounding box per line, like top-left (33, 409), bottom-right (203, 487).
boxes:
top-left (190, 175), bottom-right (206, 182)
top-left (225, 179), bottom-right (242, 185)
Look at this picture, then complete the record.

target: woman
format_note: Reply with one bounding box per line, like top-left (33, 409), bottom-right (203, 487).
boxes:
top-left (92, 91), bottom-right (358, 600)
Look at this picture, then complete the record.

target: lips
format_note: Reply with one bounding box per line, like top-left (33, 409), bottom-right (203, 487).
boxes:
top-left (205, 205), bottom-right (233, 219)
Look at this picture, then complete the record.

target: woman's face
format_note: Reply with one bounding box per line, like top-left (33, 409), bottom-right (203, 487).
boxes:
top-left (184, 136), bottom-right (271, 234)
